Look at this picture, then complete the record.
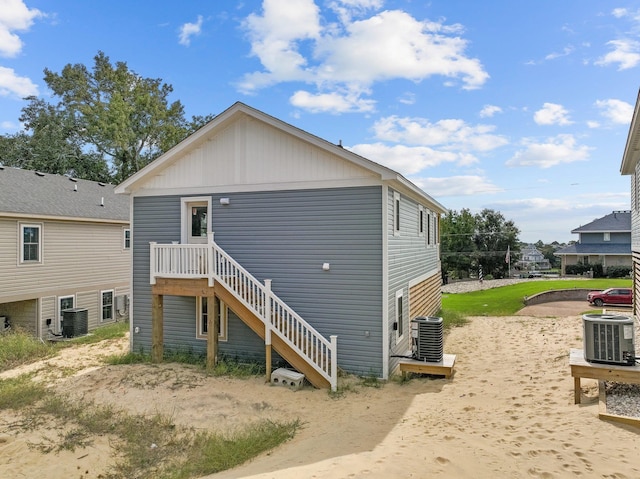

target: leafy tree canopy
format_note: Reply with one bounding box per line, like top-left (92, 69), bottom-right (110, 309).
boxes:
top-left (0, 51), bottom-right (213, 183)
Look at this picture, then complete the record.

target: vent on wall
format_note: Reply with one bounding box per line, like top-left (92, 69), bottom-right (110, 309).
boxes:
top-left (583, 314), bottom-right (635, 365)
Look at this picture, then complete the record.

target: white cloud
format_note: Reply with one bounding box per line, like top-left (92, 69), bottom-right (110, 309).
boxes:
top-left (348, 142), bottom-right (464, 175)
top-left (612, 8), bottom-right (628, 18)
top-left (239, 2), bottom-right (488, 112)
top-left (544, 45), bottom-right (574, 61)
top-left (0, 0), bottom-right (43, 57)
top-left (533, 103), bottom-right (573, 126)
top-left (0, 65), bottom-right (38, 98)
top-left (413, 175), bottom-right (502, 197)
top-left (290, 89), bottom-right (375, 113)
top-left (595, 39), bottom-right (640, 70)
top-left (587, 120), bottom-right (600, 129)
top-left (479, 104), bottom-right (502, 118)
top-left (371, 115), bottom-right (508, 152)
top-left (507, 134), bottom-right (591, 168)
top-left (178, 15), bottom-right (204, 46)
top-left (594, 98), bottom-right (633, 124)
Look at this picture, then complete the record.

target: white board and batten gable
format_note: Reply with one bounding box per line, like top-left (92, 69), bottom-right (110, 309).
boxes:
top-left (116, 102), bottom-right (446, 214)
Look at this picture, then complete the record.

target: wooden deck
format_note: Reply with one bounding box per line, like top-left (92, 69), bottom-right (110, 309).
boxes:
top-left (398, 354), bottom-right (456, 379)
top-left (569, 348), bottom-right (640, 428)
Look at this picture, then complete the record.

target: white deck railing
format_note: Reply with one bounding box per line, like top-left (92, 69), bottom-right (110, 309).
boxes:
top-left (149, 234), bottom-right (337, 390)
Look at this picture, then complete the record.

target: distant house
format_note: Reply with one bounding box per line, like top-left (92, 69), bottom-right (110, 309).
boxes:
top-left (115, 102), bottom-right (447, 389)
top-left (620, 88), bottom-right (640, 315)
top-left (516, 244), bottom-right (551, 271)
top-left (554, 211), bottom-right (631, 275)
top-left (0, 166), bottom-right (130, 338)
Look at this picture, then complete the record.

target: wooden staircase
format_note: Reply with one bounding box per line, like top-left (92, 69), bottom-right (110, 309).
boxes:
top-left (150, 234), bottom-right (338, 390)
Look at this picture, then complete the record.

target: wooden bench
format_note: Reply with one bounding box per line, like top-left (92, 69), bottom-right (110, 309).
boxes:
top-left (398, 354), bottom-right (456, 379)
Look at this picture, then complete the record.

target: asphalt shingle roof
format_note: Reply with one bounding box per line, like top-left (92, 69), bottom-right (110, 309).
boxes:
top-left (0, 166), bottom-right (129, 222)
top-left (555, 243), bottom-right (631, 255)
top-left (571, 211), bottom-right (630, 233)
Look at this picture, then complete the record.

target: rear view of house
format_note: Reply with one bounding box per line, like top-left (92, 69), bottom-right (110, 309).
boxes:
top-left (0, 166), bottom-right (130, 338)
top-left (116, 102), bottom-right (446, 388)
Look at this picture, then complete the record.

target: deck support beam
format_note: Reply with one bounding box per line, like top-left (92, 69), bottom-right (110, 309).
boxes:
top-left (151, 294), bottom-right (164, 363)
top-left (206, 294), bottom-right (219, 370)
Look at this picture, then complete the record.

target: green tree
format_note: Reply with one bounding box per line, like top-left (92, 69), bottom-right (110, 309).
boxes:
top-left (440, 208), bottom-right (476, 279)
top-left (42, 51), bottom-right (213, 182)
top-left (474, 209), bottom-right (519, 278)
top-left (0, 97), bottom-right (111, 181)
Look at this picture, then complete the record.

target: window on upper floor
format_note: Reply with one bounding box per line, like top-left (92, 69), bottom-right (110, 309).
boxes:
top-left (20, 223), bottom-right (42, 263)
top-left (427, 213), bottom-right (432, 245)
top-left (418, 205), bottom-right (424, 237)
top-left (604, 232), bottom-right (610, 242)
top-left (393, 192), bottom-right (401, 236)
top-left (123, 229), bottom-right (131, 249)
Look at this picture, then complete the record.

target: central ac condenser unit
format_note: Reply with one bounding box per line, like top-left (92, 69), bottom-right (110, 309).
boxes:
top-left (411, 316), bottom-right (443, 362)
top-left (583, 314), bottom-right (635, 365)
top-left (62, 308), bottom-right (89, 338)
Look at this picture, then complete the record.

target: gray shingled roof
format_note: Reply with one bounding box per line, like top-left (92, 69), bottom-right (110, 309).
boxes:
top-left (0, 166), bottom-right (129, 222)
top-left (571, 211), bottom-right (630, 233)
top-left (555, 243), bottom-right (631, 255)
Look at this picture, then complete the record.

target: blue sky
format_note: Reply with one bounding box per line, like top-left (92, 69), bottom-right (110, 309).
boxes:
top-left (1, 1), bottom-right (639, 243)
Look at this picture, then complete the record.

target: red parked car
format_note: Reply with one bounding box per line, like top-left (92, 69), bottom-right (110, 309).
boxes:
top-left (587, 288), bottom-right (632, 307)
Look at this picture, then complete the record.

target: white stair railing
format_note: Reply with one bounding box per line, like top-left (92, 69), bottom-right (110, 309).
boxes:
top-left (149, 236), bottom-right (338, 390)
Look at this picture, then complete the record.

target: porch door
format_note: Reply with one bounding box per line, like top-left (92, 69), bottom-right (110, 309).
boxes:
top-left (187, 202), bottom-right (208, 244)
top-left (58, 295), bottom-right (74, 334)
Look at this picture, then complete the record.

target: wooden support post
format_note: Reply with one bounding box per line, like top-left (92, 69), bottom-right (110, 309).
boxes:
top-left (206, 295), bottom-right (219, 370)
top-left (265, 279), bottom-right (272, 384)
top-left (151, 294), bottom-right (164, 363)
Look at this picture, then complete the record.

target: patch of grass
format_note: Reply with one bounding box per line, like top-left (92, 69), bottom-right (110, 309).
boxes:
top-left (105, 351), bottom-right (150, 365)
top-left (441, 279), bottom-right (631, 316)
top-left (0, 374), bottom-right (47, 410)
top-left (360, 375), bottom-right (383, 388)
top-left (66, 321), bottom-right (129, 346)
top-left (0, 330), bottom-right (57, 372)
top-left (440, 309), bottom-right (468, 330)
top-left (6, 378), bottom-right (298, 478)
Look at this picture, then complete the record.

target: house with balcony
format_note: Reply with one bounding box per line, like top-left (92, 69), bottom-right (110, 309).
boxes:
top-left (516, 244), bottom-right (551, 272)
top-left (115, 102), bottom-right (447, 389)
top-left (620, 88), bottom-right (640, 315)
top-left (554, 211), bottom-right (631, 275)
top-left (0, 166), bottom-right (130, 338)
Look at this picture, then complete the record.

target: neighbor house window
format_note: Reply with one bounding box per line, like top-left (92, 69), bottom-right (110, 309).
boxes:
top-left (393, 192), bottom-right (401, 236)
top-left (20, 223), bottom-right (42, 263)
top-left (196, 297), bottom-right (228, 341)
top-left (101, 290), bottom-right (114, 322)
top-left (603, 232), bottom-right (610, 242)
top-left (123, 229), bottom-right (131, 249)
top-left (395, 289), bottom-right (404, 340)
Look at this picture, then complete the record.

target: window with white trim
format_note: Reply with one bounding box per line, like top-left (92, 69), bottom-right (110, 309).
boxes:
top-left (395, 289), bottom-right (404, 340)
top-left (101, 290), bottom-right (114, 322)
top-left (603, 232), bottom-right (610, 242)
top-left (196, 297), bottom-right (228, 341)
top-left (123, 229), bottom-right (131, 249)
top-left (418, 205), bottom-right (424, 237)
top-left (20, 223), bottom-right (42, 263)
top-left (393, 192), bottom-right (401, 236)
top-left (58, 295), bottom-right (74, 333)
top-left (427, 213), bottom-right (432, 245)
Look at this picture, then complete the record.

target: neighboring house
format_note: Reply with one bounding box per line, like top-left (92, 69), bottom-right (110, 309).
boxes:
top-left (516, 244), bottom-right (551, 271)
top-left (554, 211), bottom-right (631, 275)
top-left (115, 102), bottom-right (447, 389)
top-left (620, 88), bottom-right (640, 316)
top-left (0, 166), bottom-right (130, 339)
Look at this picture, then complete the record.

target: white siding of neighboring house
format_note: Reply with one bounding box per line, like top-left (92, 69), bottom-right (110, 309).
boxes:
top-left (0, 217), bottom-right (130, 337)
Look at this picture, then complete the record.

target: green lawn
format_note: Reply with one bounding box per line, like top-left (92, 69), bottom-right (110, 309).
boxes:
top-left (441, 279), bottom-right (631, 317)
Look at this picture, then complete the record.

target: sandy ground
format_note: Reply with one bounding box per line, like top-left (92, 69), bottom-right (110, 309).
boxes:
top-left (1, 301), bottom-right (639, 479)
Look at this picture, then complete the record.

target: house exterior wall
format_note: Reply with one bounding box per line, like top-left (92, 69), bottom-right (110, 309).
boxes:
top-left (0, 217), bottom-right (130, 337)
top-left (632, 167), bottom-right (640, 315)
top-left (131, 186), bottom-right (385, 376)
top-left (386, 187), bottom-right (442, 376)
top-left (580, 232), bottom-right (629, 244)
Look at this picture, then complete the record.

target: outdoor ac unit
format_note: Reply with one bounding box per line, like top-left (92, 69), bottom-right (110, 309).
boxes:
top-left (411, 316), bottom-right (443, 362)
top-left (583, 314), bottom-right (635, 366)
top-left (62, 308), bottom-right (89, 338)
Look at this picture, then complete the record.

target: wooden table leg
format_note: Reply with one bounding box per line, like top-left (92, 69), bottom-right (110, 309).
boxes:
top-left (574, 376), bottom-right (581, 404)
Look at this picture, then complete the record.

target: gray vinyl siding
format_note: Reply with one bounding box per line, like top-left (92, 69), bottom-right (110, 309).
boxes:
top-left (387, 188), bottom-right (441, 374)
top-left (131, 186), bottom-right (384, 376)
